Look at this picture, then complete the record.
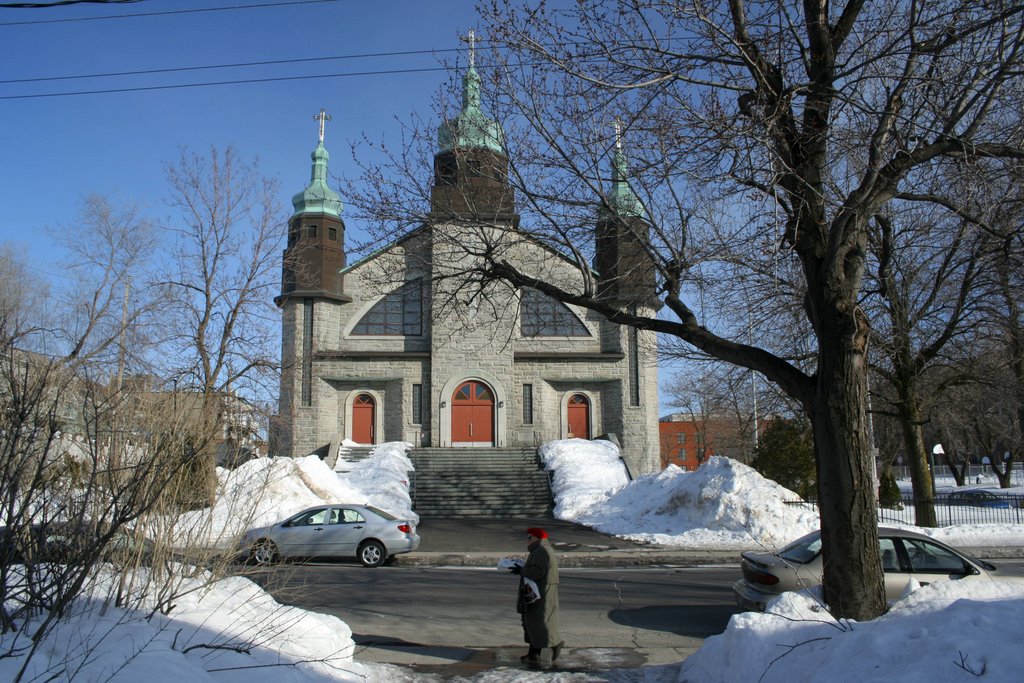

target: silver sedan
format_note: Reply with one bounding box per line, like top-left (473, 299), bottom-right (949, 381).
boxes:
top-left (734, 526), bottom-right (1024, 611)
top-left (241, 504), bottom-right (420, 567)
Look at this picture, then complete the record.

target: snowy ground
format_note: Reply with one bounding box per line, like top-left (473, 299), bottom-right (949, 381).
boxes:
top-left (3, 440), bottom-right (1023, 682)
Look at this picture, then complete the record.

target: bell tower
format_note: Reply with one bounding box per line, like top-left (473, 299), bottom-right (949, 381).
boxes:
top-left (595, 120), bottom-right (656, 307)
top-left (277, 108), bottom-right (350, 305)
top-left (276, 110), bottom-right (350, 459)
top-left (430, 30), bottom-right (518, 226)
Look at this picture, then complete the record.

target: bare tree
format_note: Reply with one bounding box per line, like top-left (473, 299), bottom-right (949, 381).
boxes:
top-left (664, 360), bottom-right (791, 464)
top-left (348, 2), bottom-right (1024, 620)
top-left (865, 197), bottom-right (995, 525)
top-left (155, 147), bottom-right (284, 501)
top-left (157, 146), bottom-right (283, 399)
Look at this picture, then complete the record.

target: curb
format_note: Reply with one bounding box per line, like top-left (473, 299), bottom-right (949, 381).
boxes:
top-left (393, 547), bottom-right (1024, 568)
top-left (395, 549), bottom-right (748, 569)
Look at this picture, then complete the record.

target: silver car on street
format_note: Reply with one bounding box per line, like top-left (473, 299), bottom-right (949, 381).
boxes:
top-left (241, 504), bottom-right (419, 567)
top-left (734, 526), bottom-right (1024, 611)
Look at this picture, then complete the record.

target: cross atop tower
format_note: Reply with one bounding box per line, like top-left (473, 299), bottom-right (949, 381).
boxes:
top-left (613, 117), bottom-right (624, 150)
top-left (461, 29), bottom-right (479, 68)
top-left (314, 108), bottom-right (332, 143)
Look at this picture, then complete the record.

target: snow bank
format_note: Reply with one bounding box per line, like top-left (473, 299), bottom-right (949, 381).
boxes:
top-left (171, 444), bottom-right (416, 546)
top-left (342, 442), bottom-right (418, 524)
top-left (540, 438), bottom-right (629, 518)
top-left (0, 569), bottom-right (365, 683)
top-left (543, 441), bottom-right (819, 550)
top-left (676, 580), bottom-right (1024, 682)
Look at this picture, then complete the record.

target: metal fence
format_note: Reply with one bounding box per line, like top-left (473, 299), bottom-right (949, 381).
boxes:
top-left (787, 494), bottom-right (1024, 525)
top-left (890, 465), bottom-right (1024, 487)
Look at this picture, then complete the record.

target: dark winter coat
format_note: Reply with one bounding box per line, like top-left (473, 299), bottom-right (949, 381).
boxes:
top-left (517, 537), bottom-right (560, 647)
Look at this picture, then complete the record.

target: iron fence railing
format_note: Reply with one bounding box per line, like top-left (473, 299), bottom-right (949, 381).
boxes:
top-left (890, 466), bottom-right (1024, 487)
top-left (786, 493), bottom-right (1024, 525)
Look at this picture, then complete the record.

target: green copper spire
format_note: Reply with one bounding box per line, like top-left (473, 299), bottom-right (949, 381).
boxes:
top-left (437, 30), bottom-right (506, 155)
top-left (292, 108), bottom-right (343, 218)
top-left (607, 118), bottom-right (644, 217)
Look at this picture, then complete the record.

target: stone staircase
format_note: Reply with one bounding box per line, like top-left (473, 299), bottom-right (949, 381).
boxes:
top-left (408, 447), bottom-right (554, 517)
top-left (331, 446), bottom-right (375, 471)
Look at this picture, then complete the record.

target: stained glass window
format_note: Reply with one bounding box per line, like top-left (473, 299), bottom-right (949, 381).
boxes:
top-left (352, 279), bottom-right (423, 336)
top-left (520, 287), bottom-right (590, 337)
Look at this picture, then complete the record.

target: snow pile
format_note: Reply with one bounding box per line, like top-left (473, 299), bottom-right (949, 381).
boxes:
top-left (544, 442), bottom-right (819, 549)
top-left (0, 569), bottom-right (365, 683)
top-left (539, 438), bottom-right (629, 519)
top-left (676, 580), bottom-right (1024, 682)
top-left (342, 442), bottom-right (418, 524)
top-left (172, 445), bottom-right (416, 546)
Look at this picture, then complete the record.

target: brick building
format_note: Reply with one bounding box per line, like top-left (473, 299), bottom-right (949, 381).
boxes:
top-left (274, 55), bottom-right (661, 476)
top-left (659, 412), bottom-right (766, 470)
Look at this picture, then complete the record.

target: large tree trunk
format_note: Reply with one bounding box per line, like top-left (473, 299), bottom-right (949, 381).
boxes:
top-left (810, 287), bottom-right (886, 620)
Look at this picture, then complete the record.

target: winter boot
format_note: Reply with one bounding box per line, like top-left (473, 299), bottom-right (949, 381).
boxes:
top-left (520, 647), bottom-right (541, 663)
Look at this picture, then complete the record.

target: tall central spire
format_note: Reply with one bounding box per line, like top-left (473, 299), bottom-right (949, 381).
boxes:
top-left (437, 30), bottom-right (505, 155)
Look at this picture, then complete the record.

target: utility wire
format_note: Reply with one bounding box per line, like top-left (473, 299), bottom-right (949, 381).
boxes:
top-left (0, 64), bottom-right (453, 100)
top-left (0, 0), bottom-right (342, 26)
top-left (0, 47), bottom-right (462, 85)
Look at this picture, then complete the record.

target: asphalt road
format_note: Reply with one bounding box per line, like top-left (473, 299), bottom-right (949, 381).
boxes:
top-left (258, 563), bottom-right (744, 676)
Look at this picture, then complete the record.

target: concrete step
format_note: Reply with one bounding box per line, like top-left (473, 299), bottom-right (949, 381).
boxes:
top-left (408, 447), bottom-right (554, 517)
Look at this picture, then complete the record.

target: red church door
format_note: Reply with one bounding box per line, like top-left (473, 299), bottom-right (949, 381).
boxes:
top-left (567, 394), bottom-right (590, 439)
top-left (451, 381), bottom-right (494, 446)
top-left (352, 393), bottom-right (375, 444)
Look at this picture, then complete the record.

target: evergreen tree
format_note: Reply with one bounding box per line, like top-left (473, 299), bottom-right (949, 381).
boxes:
top-left (751, 419), bottom-right (816, 500)
top-left (878, 464), bottom-right (904, 510)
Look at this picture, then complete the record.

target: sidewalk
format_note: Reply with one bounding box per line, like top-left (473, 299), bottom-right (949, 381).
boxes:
top-left (397, 517), bottom-right (747, 568)
top-left (393, 516), bottom-right (1024, 568)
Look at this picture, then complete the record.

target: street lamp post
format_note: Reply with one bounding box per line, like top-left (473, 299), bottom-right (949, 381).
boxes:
top-left (931, 444), bottom-right (944, 496)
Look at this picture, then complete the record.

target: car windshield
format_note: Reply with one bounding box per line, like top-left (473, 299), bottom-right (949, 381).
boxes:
top-left (778, 532), bottom-right (822, 564)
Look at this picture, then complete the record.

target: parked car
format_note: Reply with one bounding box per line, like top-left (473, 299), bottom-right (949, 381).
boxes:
top-left (0, 522), bottom-right (154, 565)
top-left (240, 504), bottom-right (420, 568)
top-left (733, 526), bottom-right (1024, 612)
top-left (945, 490), bottom-right (1011, 509)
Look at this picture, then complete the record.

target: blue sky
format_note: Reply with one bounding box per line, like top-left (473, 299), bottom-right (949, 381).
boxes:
top-left (1, 0), bottom-right (683, 413)
top-left (0, 0), bottom-right (482, 275)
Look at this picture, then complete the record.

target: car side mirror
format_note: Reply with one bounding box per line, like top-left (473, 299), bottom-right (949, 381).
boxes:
top-left (962, 563), bottom-right (979, 576)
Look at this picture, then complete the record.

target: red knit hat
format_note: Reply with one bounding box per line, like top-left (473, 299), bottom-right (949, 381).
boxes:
top-left (526, 527), bottom-right (548, 539)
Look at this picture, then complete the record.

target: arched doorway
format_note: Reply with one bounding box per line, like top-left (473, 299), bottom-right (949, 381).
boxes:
top-left (567, 393), bottom-right (590, 439)
top-left (451, 380), bottom-right (495, 446)
top-left (352, 393), bottom-right (376, 444)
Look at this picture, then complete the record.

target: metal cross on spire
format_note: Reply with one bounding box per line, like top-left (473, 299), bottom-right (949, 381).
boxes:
top-left (314, 108), bottom-right (332, 143)
top-left (462, 29), bottom-right (479, 67)
top-left (613, 117), bottom-right (624, 150)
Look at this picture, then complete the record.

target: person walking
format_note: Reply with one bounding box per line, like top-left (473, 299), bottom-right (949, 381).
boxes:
top-left (511, 527), bottom-right (564, 664)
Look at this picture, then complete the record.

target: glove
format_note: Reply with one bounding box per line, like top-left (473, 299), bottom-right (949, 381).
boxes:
top-left (510, 565), bottom-right (522, 575)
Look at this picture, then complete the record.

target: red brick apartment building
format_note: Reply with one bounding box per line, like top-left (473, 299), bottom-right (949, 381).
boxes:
top-left (659, 413), bottom-right (768, 470)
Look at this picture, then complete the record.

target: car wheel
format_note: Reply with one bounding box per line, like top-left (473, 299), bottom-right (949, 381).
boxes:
top-left (251, 539), bottom-right (279, 565)
top-left (358, 540), bottom-right (386, 567)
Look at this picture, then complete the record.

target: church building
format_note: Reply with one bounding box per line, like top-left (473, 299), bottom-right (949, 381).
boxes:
top-left (275, 45), bottom-right (661, 477)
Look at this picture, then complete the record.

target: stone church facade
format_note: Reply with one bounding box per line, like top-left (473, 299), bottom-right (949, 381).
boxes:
top-left (275, 57), bottom-right (661, 476)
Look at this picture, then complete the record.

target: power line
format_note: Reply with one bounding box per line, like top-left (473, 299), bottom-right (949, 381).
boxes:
top-left (0, 64), bottom-right (455, 100)
top-left (0, 47), bottom-right (461, 85)
top-left (0, 0), bottom-right (342, 26)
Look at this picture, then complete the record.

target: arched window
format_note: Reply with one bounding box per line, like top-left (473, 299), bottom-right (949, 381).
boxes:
top-left (352, 279), bottom-right (423, 336)
top-left (520, 287), bottom-right (590, 337)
